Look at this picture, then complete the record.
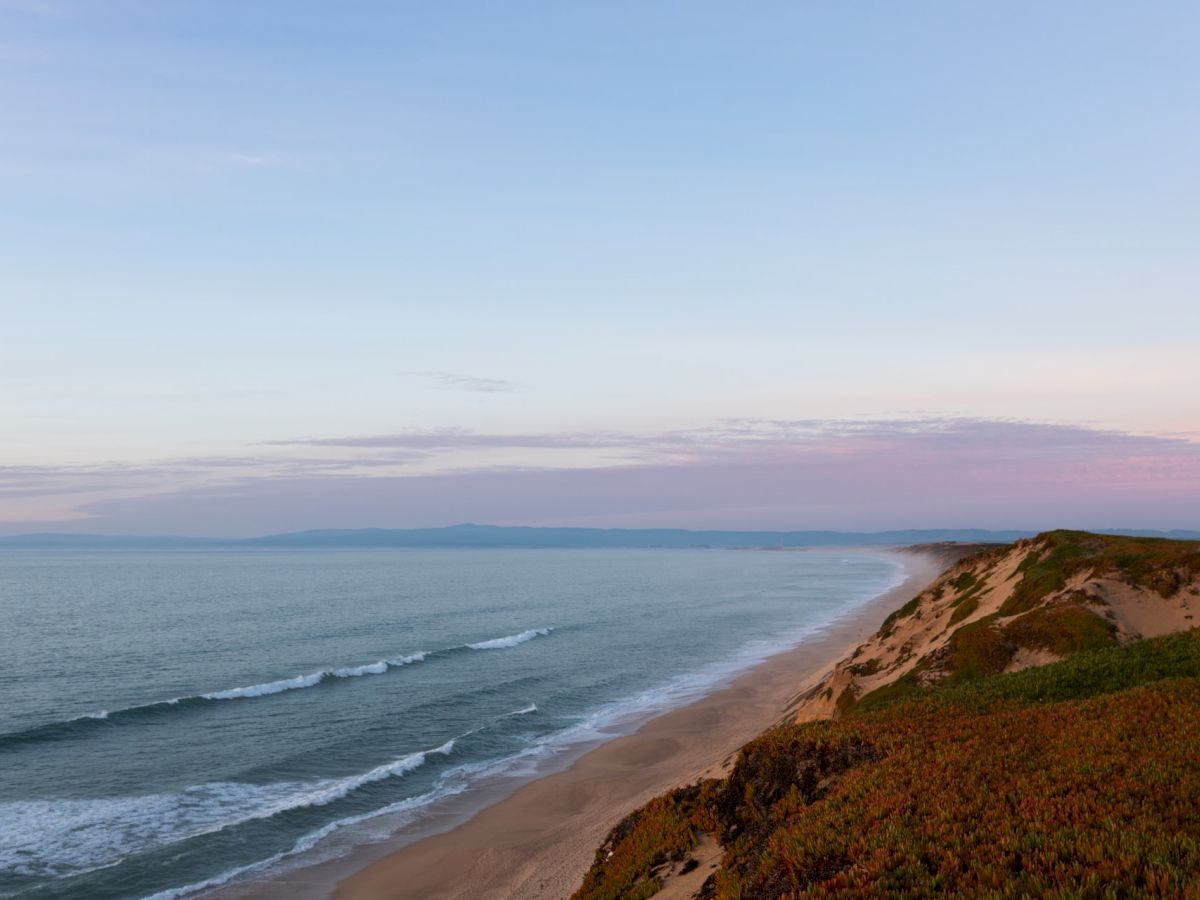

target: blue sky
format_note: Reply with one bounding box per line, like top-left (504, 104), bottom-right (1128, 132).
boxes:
top-left (3, 2), bottom-right (1198, 534)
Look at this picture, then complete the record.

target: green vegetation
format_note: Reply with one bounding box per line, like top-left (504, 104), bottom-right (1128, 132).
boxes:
top-left (952, 571), bottom-right (977, 592)
top-left (919, 628), bottom-right (1200, 712)
top-left (834, 685), bottom-right (858, 715)
top-left (855, 612), bottom-right (1016, 713)
top-left (877, 595), bottom-right (922, 638)
top-left (1005, 603), bottom-right (1117, 657)
top-left (845, 657), bottom-right (882, 677)
top-left (1001, 530), bottom-right (1200, 616)
top-left (947, 595), bottom-right (978, 624)
top-left (949, 577), bottom-right (989, 609)
top-left (939, 613), bottom-right (1013, 681)
top-left (574, 629), bottom-right (1200, 899)
top-left (849, 671), bottom-right (921, 713)
top-left (858, 603), bottom-right (1118, 712)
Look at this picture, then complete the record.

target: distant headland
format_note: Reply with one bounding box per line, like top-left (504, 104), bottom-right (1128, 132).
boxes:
top-left (3, 523), bottom-right (1199, 550)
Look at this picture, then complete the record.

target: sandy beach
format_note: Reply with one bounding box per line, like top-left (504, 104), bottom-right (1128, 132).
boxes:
top-left (217, 549), bottom-right (942, 900)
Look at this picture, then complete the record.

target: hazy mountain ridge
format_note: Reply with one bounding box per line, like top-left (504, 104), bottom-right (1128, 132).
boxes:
top-left (3, 523), bottom-right (1198, 549)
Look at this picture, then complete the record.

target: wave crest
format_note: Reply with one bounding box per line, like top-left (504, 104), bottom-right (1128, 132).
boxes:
top-left (0, 629), bottom-right (550, 751)
top-left (0, 740), bottom-right (457, 880)
top-left (467, 627), bottom-right (553, 650)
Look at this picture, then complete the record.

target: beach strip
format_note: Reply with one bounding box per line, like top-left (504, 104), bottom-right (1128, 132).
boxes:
top-left (216, 550), bottom-right (943, 900)
top-left (334, 551), bottom-right (942, 900)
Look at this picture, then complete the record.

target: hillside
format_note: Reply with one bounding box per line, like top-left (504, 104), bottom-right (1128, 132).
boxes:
top-left (573, 531), bottom-right (1200, 899)
top-left (791, 530), bottom-right (1200, 720)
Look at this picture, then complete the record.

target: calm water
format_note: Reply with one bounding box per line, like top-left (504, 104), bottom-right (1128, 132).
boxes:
top-left (0, 548), bottom-right (902, 899)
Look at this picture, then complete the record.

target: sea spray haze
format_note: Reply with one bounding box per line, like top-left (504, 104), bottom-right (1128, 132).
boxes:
top-left (0, 547), bottom-right (901, 899)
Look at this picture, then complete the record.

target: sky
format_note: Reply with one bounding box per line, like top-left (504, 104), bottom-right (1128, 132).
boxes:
top-left (2, 1), bottom-right (1198, 536)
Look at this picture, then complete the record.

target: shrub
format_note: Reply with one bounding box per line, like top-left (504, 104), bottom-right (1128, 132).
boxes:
top-left (940, 614), bottom-right (1014, 682)
top-left (1003, 604), bottom-right (1116, 657)
top-left (948, 596), bottom-right (979, 625)
top-left (878, 596), bottom-right (922, 638)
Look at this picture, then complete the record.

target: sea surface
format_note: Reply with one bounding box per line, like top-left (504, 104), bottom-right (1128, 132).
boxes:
top-left (0, 547), bottom-right (903, 899)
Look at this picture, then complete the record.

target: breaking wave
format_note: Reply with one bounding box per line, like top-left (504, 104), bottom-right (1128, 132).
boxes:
top-left (197, 653), bottom-right (427, 701)
top-left (0, 740), bottom-right (457, 881)
top-left (0, 629), bottom-right (552, 751)
top-left (467, 627), bottom-right (553, 650)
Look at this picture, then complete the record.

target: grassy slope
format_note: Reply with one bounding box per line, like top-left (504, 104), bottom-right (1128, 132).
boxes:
top-left (1001, 530), bottom-right (1200, 616)
top-left (847, 530), bottom-right (1200, 714)
top-left (574, 532), bottom-right (1200, 900)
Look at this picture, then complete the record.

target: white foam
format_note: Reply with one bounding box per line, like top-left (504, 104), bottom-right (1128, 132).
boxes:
top-left (329, 661), bottom-right (388, 678)
top-left (282, 740), bottom-right (455, 811)
top-left (199, 671), bottom-right (326, 701)
top-left (0, 741), bottom-right (455, 881)
top-left (387, 651), bottom-right (428, 666)
top-left (0, 783), bottom-right (303, 880)
top-left (43, 643), bottom-right (479, 728)
top-left (142, 777), bottom-right (471, 900)
top-left (466, 627), bottom-right (553, 650)
top-left (190, 651), bottom-right (429, 703)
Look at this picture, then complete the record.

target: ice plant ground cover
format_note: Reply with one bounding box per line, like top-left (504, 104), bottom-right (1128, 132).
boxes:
top-left (574, 627), bottom-right (1200, 899)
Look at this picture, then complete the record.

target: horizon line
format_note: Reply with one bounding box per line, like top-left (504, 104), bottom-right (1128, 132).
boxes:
top-left (3, 524), bottom-right (1198, 546)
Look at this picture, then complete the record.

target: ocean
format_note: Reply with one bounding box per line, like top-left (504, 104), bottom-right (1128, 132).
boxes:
top-left (0, 547), bottom-right (903, 899)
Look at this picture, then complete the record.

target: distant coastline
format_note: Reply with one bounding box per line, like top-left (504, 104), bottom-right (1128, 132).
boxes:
top-left (4, 523), bottom-right (1199, 550)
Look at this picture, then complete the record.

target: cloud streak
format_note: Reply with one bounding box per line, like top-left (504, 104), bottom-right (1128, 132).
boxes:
top-left (4, 417), bottom-right (1198, 535)
top-left (403, 371), bottom-right (519, 394)
top-left (267, 427), bottom-right (629, 450)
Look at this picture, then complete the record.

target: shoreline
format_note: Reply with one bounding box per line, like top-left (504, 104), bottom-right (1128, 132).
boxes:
top-left (219, 549), bottom-right (943, 900)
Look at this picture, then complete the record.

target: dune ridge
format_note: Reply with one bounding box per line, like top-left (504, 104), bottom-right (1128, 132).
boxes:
top-left (789, 530), bottom-right (1200, 722)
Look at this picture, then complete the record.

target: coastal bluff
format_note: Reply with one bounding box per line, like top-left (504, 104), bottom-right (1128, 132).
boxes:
top-left (791, 530), bottom-right (1200, 721)
top-left (574, 531), bottom-right (1200, 899)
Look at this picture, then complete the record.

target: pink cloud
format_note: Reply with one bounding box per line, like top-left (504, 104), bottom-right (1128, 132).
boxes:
top-left (10, 417), bottom-right (1194, 536)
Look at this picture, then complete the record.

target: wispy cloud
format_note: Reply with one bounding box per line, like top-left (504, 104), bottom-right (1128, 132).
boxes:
top-left (0, 450), bottom-right (425, 511)
top-left (5, 417), bottom-right (1199, 535)
top-left (262, 417), bottom-right (1200, 460)
top-left (403, 371), bottom-right (519, 393)
top-left (265, 427), bottom-right (627, 450)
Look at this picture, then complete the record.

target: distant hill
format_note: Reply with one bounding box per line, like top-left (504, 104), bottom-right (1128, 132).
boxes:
top-left (237, 524), bottom-right (1043, 549)
top-left (1, 523), bottom-right (1197, 549)
top-left (0, 524), bottom-right (1038, 549)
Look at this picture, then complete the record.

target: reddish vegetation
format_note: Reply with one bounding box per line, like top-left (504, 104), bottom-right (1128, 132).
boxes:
top-left (574, 532), bottom-right (1200, 900)
top-left (710, 678), bottom-right (1200, 897)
